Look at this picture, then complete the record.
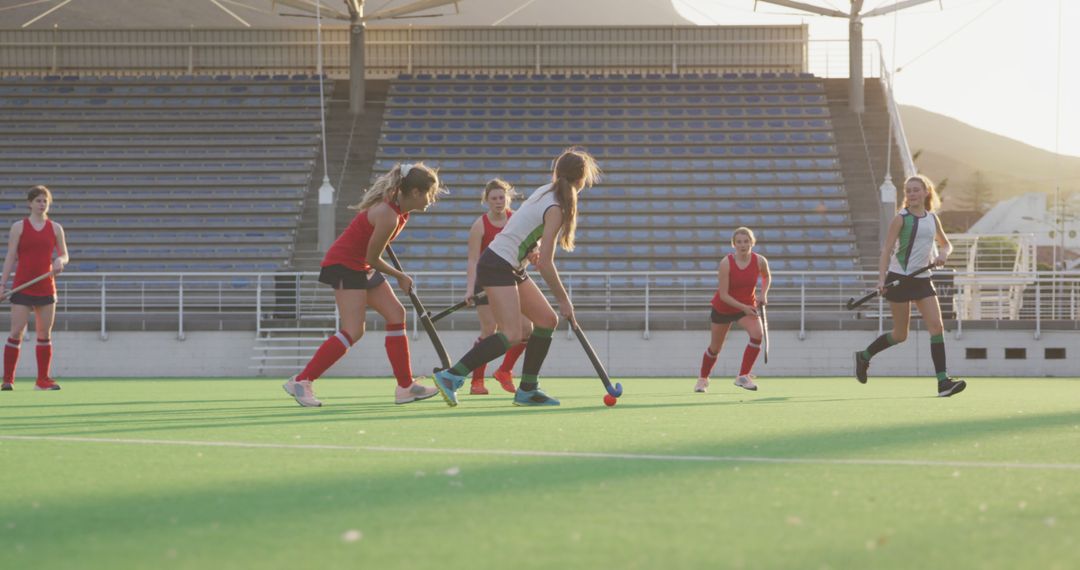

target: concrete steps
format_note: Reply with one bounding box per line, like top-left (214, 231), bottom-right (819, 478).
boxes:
top-left (825, 78), bottom-right (905, 271)
top-left (291, 79), bottom-right (389, 271)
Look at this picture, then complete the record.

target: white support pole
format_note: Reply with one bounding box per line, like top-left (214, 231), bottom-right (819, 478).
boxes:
top-left (798, 279), bottom-right (806, 340)
top-left (178, 275), bottom-right (186, 341)
top-left (99, 275), bottom-right (108, 341)
top-left (1034, 274), bottom-right (1042, 340)
top-left (643, 277), bottom-right (651, 340)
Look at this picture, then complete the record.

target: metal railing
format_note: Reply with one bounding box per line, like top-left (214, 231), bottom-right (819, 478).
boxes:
top-left (22, 269), bottom-right (1080, 341)
top-left (0, 26), bottom-right (886, 79)
top-left (876, 47), bottom-right (916, 179)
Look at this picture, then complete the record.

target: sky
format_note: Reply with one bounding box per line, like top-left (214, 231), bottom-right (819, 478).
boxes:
top-left (672, 0), bottom-right (1079, 158)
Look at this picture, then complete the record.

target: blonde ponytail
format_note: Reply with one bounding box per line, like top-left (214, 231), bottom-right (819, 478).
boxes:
top-left (551, 176), bottom-right (578, 251)
top-left (547, 148), bottom-right (601, 251)
top-left (351, 162), bottom-right (443, 211)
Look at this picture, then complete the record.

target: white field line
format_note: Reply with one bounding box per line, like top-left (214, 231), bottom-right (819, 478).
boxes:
top-left (2, 434), bottom-right (1079, 471)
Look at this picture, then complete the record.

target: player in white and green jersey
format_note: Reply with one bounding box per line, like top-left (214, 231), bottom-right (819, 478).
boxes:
top-left (486, 182), bottom-right (560, 271)
top-left (434, 149), bottom-right (601, 408)
top-left (854, 174), bottom-right (967, 397)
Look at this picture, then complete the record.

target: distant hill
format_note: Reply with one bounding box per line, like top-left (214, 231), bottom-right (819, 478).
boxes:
top-left (899, 105), bottom-right (1080, 211)
top-left (0, 0), bottom-right (692, 28)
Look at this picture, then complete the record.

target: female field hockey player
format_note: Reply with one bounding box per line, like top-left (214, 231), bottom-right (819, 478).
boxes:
top-left (433, 148), bottom-right (601, 407)
top-left (696, 226), bottom-right (771, 393)
top-left (1, 186), bottom-right (69, 391)
top-left (463, 178), bottom-right (532, 395)
top-left (283, 163), bottom-right (446, 407)
top-left (853, 174), bottom-right (966, 397)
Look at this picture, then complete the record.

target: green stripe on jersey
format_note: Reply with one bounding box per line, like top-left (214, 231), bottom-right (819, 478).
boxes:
top-left (516, 224), bottom-right (545, 262)
top-left (896, 214), bottom-right (916, 271)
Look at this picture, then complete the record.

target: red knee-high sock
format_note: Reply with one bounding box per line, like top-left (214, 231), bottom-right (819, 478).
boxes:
top-left (35, 337), bottom-right (52, 382)
top-left (739, 338), bottom-right (762, 376)
top-left (699, 347), bottom-right (718, 379)
top-left (4, 337), bottom-right (21, 384)
top-left (384, 323), bottom-right (413, 388)
top-left (297, 330), bottom-right (354, 382)
top-left (498, 341), bottom-right (527, 373)
top-left (471, 337), bottom-right (487, 383)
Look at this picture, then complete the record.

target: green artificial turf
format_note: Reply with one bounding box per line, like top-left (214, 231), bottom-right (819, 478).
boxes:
top-left (1, 377), bottom-right (1077, 569)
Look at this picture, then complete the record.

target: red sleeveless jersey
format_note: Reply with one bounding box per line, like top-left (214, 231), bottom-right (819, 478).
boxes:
top-left (711, 253), bottom-right (759, 314)
top-left (14, 218), bottom-right (57, 296)
top-left (321, 201), bottom-right (409, 271)
top-left (480, 211), bottom-right (512, 251)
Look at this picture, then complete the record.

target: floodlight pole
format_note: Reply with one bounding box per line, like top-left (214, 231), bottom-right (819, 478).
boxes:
top-left (755, 0), bottom-right (938, 113)
top-left (848, 8), bottom-right (863, 112)
top-left (317, 0), bottom-right (337, 253)
top-left (348, 1), bottom-right (366, 114)
top-left (277, 1), bottom-right (461, 115)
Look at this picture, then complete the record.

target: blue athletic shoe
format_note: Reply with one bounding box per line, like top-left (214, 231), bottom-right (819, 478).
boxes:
top-left (512, 388), bottom-right (560, 407)
top-left (433, 369), bottom-right (465, 407)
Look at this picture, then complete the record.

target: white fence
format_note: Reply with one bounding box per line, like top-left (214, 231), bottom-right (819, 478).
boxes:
top-left (34, 269), bottom-right (1080, 341)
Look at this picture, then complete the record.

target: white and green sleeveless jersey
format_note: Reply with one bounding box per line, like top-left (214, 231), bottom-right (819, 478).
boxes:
top-left (888, 208), bottom-right (939, 278)
top-left (488, 183), bottom-right (561, 269)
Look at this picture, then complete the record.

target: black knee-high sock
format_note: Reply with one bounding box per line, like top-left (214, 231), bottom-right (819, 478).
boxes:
top-left (860, 332), bottom-right (898, 361)
top-left (449, 333), bottom-right (509, 376)
top-left (930, 333), bottom-right (948, 381)
top-left (519, 326), bottom-right (554, 391)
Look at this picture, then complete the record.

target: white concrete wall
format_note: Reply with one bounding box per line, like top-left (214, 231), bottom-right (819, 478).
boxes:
top-left (8, 328), bottom-right (1077, 379)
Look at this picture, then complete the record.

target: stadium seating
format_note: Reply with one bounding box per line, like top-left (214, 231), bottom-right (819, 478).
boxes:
top-left (0, 74), bottom-right (327, 272)
top-left (381, 74), bottom-right (859, 274)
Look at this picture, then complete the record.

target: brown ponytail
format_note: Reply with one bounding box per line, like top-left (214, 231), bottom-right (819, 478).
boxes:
top-left (547, 148), bottom-right (601, 251)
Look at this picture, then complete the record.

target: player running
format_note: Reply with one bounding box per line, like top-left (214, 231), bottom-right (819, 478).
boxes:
top-left (853, 174), bottom-right (966, 397)
top-left (696, 227), bottom-right (770, 393)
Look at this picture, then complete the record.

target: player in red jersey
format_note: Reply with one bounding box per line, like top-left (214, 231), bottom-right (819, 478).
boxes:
top-left (283, 163), bottom-right (446, 407)
top-left (696, 227), bottom-right (771, 394)
top-left (1, 186), bottom-right (70, 391)
top-left (463, 179), bottom-right (532, 395)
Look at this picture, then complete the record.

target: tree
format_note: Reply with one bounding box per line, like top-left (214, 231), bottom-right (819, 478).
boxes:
top-left (949, 170), bottom-right (995, 214)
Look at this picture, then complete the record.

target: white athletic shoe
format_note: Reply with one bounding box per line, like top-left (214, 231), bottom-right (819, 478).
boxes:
top-left (694, 377), bottom-right (709, 393)
top-left (395, 379), bottom-right (439, 405)
top-left (283, 376), bottom-right (323, 407)
top-left (734, 374), bottom-right (759, 391)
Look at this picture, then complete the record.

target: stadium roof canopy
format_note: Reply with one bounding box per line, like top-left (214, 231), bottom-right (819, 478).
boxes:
top-left (1, 0), bottom-right (694, 29)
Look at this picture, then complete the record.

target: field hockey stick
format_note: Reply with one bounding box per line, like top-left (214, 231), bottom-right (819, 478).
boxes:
top-left (430, 292), bottom-right (488, 323)
top-left (845, 263), bottom-right (936, 310)
top-left (384, 246), bottom-right (452, 370)
top-left (1, 270), bottom-right (55, 302)
top-left (758, 302), bottom-right (769, 364)
top-left (569, 319), bottom-right (623, 398)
